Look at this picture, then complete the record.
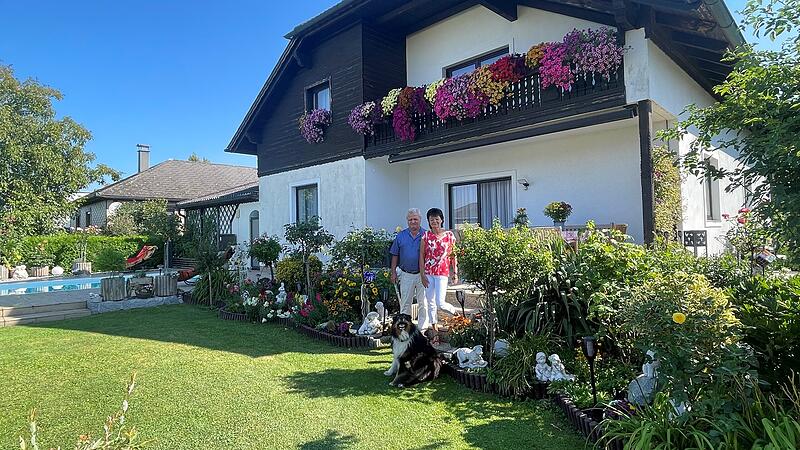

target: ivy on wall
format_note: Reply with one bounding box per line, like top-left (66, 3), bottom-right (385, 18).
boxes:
top-left (652, 146), bottom-right (683, 239)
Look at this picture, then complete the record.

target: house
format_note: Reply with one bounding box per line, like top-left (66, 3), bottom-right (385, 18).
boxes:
top-left (226, 0), bottom-right (748, 254)
top-left (75, 144), bottom-right (257, 228)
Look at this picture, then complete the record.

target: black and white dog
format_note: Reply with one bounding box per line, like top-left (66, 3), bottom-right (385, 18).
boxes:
top-left (384, 314), bottom-right (442, 388)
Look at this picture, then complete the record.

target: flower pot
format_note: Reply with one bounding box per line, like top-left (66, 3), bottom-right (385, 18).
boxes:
top-left (30, 266), bottom-right (49, 277)
top-left (153, 274), bottom-right (177, 297)
top-left (101, 277), bottom-right (127, 301)
top-left (72, 261), bottom-right (92, 275)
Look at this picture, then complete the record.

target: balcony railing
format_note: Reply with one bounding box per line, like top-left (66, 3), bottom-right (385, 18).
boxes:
top-left (365, 67), bottom-right (625, 155)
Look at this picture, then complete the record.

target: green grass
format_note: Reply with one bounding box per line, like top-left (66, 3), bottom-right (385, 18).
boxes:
top-left (0, 305), bottom-right (587, 449)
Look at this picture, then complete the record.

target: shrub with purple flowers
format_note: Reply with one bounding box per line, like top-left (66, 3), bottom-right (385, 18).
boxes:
top-left (570, 28), bottom-right (625, 80)
top-left (298, 108), bottom-right (332, 144)
top-left (539, 43), bottom-right (574, 90)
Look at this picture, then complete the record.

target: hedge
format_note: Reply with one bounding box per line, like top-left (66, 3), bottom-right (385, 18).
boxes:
top-left (16, 234), bottom-right (164, 271)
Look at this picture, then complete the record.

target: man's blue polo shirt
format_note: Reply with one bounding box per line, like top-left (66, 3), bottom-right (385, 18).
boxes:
top-left (390, 227), bottom-right (426, 273)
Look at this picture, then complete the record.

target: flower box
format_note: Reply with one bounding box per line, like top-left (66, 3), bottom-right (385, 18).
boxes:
top-left (29, 266), bottom-right (49, 278)
top-left (443, 362), bottom-right (548, 399)
top-left (72, 261), bottom-right (92, 275)
top-left (100, 276), bottom-right (127, 301)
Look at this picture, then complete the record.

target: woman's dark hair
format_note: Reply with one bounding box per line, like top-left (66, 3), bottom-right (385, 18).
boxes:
top-left (426, 208), bottom-right (445, 222)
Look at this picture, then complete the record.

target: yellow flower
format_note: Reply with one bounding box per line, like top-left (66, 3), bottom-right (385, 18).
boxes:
top-left (343, 292), bottom-right (348, 297)
top-left (383, 272), bottom-right (389, 278)
top-left (672, 312), bottom-right (686, 324)
top-left (369, 283), bottom-right (375, 288)
top-left (395, 226), bottom-right (402, 233)
top-left (372, 287), bottom-right (378, 295)
top-left (355, 296), bottom-right (360, 301)
top-left (349, 282), bottom-right (356, 287)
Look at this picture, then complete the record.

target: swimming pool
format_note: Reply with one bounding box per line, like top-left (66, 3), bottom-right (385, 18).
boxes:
top-left (0, 272), bottom-right (161, 296)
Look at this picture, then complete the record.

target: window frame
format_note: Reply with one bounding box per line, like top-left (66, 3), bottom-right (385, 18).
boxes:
top-left (294, 183), bottom-right (319, 223)
top-left (444, 47), bottom-right (509, 78)
top-left (447, 176), bottom-right (512, 229)
top-left (304, 79), bottom-right (331, 112)
top-left (704, 157), bottom-right (721, 222)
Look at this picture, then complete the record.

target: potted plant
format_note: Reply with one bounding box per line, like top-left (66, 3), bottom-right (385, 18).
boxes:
top-left (544, 201), bottom-right (573, 227)
top-left (97, 248), bottom-right (127, 301)
top-left (128, 270), bottom-right (153, 297)
top-left (26, 250), bottom-right (54, 278)
top-left (249, 234), bottom-right (282, 280)
top-left (134, 283), bottom-right (154, 299)
top-left (72, 232), bottom-right (92, 274)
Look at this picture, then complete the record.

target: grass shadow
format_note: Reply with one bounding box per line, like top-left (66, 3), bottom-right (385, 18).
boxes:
top-left (27, 304), bottom-right (348, 358)
top-left (298, 430), bottom-right (358, 449)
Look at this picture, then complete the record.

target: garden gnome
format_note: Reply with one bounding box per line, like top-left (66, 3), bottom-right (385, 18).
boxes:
top-left (627, 350), bottom-right (659, 406)
top-left (548, 354), bottom-right (575, 381)
top-left (535, 352), bottom-right (551, 382)
top-left (276, 283), bottom-right (287, 305)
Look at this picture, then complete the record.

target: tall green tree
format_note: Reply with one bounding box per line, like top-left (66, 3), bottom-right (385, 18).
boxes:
top-left (0, 65), bottom-right (119, 241)
top-left (661, 0), bottom-right (800, 249)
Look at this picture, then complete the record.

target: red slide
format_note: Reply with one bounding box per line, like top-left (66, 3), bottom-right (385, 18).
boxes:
top-left (125, 245), bottom-right (158, 269)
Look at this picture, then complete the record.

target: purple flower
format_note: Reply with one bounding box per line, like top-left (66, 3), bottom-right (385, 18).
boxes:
top-left (433, 75), bottom-right (488, 121)
top-left (299, 109), bottom-right (332, 144)
top-left (348, 101), bottom-right (382, 136)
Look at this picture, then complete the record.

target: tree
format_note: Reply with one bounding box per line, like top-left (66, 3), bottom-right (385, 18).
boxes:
top-left (284, 216), bottom-right (333, 298)
top-left (105, 199), bottom-right (181, 241)
top-left (0, 65), bottom-right (119, 241)
top-left (660, 0), bottom-right (800, 250)
top-left (187, 153), bottom-right (210, 163)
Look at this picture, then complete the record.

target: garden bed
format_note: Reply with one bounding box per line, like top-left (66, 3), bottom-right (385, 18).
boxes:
top-left (296, 324), bottom-right (387, 349)
top-left (442, 361), bottom-right (548, 399)
top-left (552, 394), bottom-right (623, 449)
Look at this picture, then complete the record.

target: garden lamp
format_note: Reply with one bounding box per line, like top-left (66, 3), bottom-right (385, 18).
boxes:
top-left (455, 290), bottom-right (466, 316)
top-left (581, 335), bottom-right (598, 406)
top-left (381, 287), bottom-right (389, 332)
top-left (296, 282), bottom-right (303, 296)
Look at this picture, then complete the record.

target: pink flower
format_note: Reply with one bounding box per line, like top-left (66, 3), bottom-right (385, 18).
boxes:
top-left (722, 214), bottom-right (730, 219)
top-left (739, 207), bottom-right (751, 214)
top-left (738, 217), bottom-right (747, 224)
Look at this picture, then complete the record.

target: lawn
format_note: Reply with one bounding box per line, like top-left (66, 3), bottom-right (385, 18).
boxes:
top-left (0, 305), bottom-right (586, 449)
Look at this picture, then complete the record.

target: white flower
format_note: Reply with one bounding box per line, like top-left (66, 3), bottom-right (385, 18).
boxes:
top-left (261, 318), bottom-right (267, 323)
top-left (122, 400), bottom-right (129, 412)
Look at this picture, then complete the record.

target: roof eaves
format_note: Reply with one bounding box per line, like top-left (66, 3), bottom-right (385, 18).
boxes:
top-left (283, 0), bottom-right (367, 39)
top-left (702, 0), bottom-right (747, 48)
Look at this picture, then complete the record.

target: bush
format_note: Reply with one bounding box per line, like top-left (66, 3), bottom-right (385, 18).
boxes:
top-left (106, 199), bottom-right (182, 241)
top-left (319, 266), bottom-right (398, 318)
top-left (328, 227), bottom-right (394, 270)
top-left (94, 247), bottom-right (128, 272)
top-left (15, 233), bottom-right (160, 270)
top-left (487, 333), bottom-right (561, 395)
top-left (192, 268), bottom-right (236, 306)
top-left (622, 271), bottom-right (749, 408)
top-left (730, 275), bottom-right (800, 387)
top-left (275, 255), bottom-right (322, 293)
top-left (248, 234), bottom-right (281, 267)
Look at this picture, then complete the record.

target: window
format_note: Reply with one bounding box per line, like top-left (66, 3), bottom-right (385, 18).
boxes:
top-left (306, 81), bottom-right (330, 111)
top-left (295, 184), bottom-right (318, 223)
top-left (85, 210), bottom-right (92, 227)
top-left (445, 47), bottom-right (508, 78)
top-left (449, 177), bottom-right (512, 229)
top-left (704, 159), bottom-right (720, 221)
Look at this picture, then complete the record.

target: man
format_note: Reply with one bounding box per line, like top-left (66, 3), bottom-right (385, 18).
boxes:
top-left (390, 208), bottom-right (426, 316)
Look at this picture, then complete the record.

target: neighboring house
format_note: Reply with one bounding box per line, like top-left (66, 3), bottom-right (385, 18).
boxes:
top-left (226, 0), bottom-right (748, 254)
top-left (177, 181), bottom-right (261, 265)
top-left (76, 144), bottom-right (257, 228)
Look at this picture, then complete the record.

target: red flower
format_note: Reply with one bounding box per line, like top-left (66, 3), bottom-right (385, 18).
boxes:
top-left (738, 217), bottom-right (747, 224)
top-left (739, 207), bottom-right (751, 214)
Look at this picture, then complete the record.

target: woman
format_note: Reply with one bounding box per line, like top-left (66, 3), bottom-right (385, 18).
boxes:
top-left (418, 208), bottom-right (459, 336)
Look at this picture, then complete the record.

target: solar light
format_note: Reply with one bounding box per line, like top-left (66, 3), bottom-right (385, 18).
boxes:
top-left (581, 335), bottom-right (598, 406)
top-left (455, 289), bottom-right (466, 316)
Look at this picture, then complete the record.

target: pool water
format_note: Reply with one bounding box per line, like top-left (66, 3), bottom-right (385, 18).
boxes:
top-left (0, 273), bottom-right (161, 296)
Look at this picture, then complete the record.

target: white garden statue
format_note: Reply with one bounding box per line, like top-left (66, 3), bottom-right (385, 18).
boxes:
top-left (455, 345), bottom-right (489, 369)
top-left (374, 301), bottom-right (386, 322)
top-left (535, 352), bottom-right (552, 382)
top-left (548, 354), bottom-right (575, 381)
top-left (494, 339), bottom-right (510, 358)
top-left (275, 283), bottom-right (287, 305)
top-left (627, 350), bottom-right (660, 406)
top-left (51, 266), bottom-right (64, 276)
top-left (11, 265), bottom-right (29, 280)
top-left (357, 311), bottom-right (382, 335)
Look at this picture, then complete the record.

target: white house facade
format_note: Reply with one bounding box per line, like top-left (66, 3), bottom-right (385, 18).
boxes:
top-left (228, 0), bottom-right (746, 254)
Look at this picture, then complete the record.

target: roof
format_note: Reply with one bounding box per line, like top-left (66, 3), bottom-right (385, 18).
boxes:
top-left (84, 160), bottom-right (257, 204)
top-left (177, 180), bottom-right (259, 209)
top-left (227, 0), bottom-right (747, 155)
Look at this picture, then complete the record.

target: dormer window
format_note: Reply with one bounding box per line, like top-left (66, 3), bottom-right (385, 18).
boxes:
top-left (306, 81), bottom-right (331, 111)
top-left (445, 47), bottom-right (508, 78)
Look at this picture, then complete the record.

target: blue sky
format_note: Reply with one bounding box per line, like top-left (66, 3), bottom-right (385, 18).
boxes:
top-left (0, 0), bottom-right (779, 186)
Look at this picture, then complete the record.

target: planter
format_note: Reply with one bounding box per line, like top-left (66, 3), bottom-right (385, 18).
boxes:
top-left (72, 261), bottom-right (92, 275)
top-left (298, 324), bottom-right (386, 349)
top-left (29, 266), bottom-right (49, 277)
top-left (276, 316), bottom-right (294, 327)
top-left (153, 274), bottom-right (178, 297)
top-left (443, 362), bottom-right (549, 398)
top-left (101, 277), bottom-right (127, 301)
top-left (0, 265), bottom-right (7, 280)
top-left (219, 307), bottom-right (248, 321)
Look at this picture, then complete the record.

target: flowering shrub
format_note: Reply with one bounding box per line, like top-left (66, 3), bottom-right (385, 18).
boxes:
top-left (525, 43), bottom-right (547, 68)
top-left (319, 266), bottom-right (397, 316)
top-left (543, 201), bottom-right (573, 223)
top-left (298, 108), bottom-right (332, 144)
top-left (392, 87), bottom-right (427, 141)
top-left (571, 28), bottom-right (624, 80)
top-left (381, 88), bottom-right (401, 115)
top-left (434, 75), bottom-right (488, 121)
top-left (347, 101), bottom-right (381, 136)
top-left (425, 78), bottom-right (445, 105)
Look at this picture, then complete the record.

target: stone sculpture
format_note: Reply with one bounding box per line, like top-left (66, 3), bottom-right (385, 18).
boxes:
top-left (374, 301), bottom-right (386, 322)
top-left (11, 265), bottom-right (29, 279)
top-left (535, 352), bottom-right (552, 382)
top-left (548, 354), bottom-right (575, 381)
top-left (357, 311), bottom-right (382, 335)
top-left (454, 345), bottom-right (488, 369)
top-left (51, 266), bottom-right (64, 276)
top-left (627, 350), bottom-right (660, 406)
top-left (275, 283), bottom-right (287, 305)
top-left (494, 339), bottom-right (510, 358)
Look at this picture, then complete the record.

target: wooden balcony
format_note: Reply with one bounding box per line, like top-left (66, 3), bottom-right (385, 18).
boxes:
top-left (364, 67), bottom-right (627, 159)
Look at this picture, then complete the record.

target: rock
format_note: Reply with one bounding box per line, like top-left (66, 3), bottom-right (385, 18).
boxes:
top-left (51, 266), bottom-right (64, 276)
